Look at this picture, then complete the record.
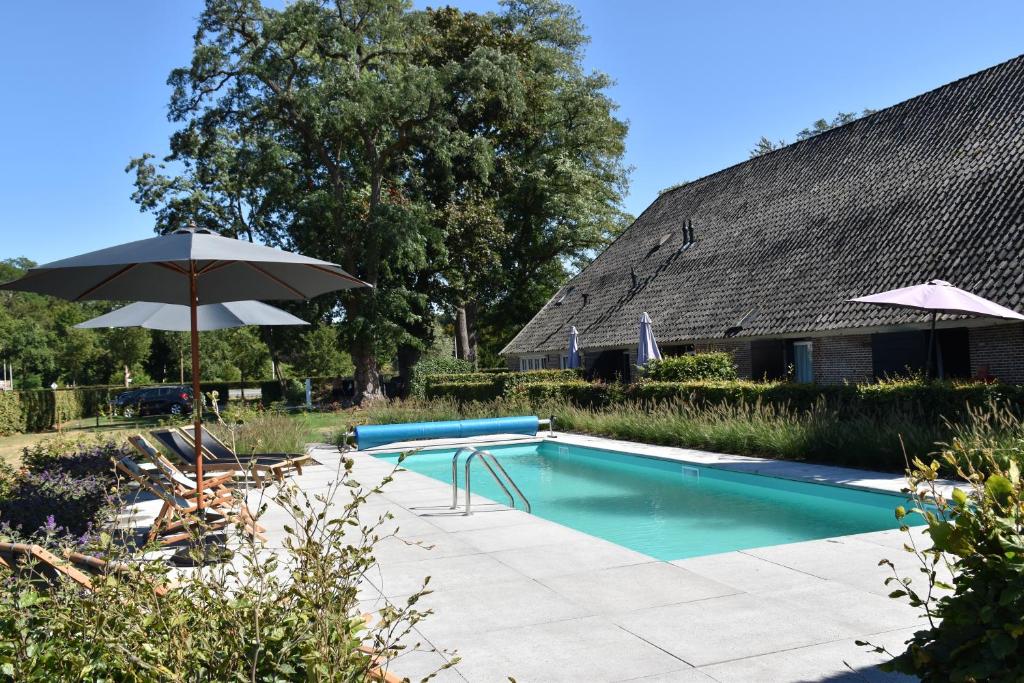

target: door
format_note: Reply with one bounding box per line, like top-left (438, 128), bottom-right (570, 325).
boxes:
top-left (793, 342), bottom-right (814, 383)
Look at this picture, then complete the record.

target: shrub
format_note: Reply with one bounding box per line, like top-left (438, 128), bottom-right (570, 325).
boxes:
top-left (0, 470), bottom-right (112, 538)
top-left (645, 352), bottom-right (738, 381)
top-left (0, 392), bottom-right (23, 436)
top-left (211, 405), bottom-right (312, 455)
top-left (862, 414), bottom-right (1024, 680)
top-left (498, 369), bottom-right (583, 395)
top-left (408, 355), bottom-right (473, 398)
top-left (521, 381), bottom-right (616, 407)
top-left (0, 454), bottom-right (448, 681)
top-left (21, 437), bottom-right (123, 480)
top-left (426, 381), bottom-right (502, 403)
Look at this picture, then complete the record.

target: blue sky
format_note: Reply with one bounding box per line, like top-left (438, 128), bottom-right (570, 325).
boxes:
top-left (2, 1), bottom-right (1023, 264)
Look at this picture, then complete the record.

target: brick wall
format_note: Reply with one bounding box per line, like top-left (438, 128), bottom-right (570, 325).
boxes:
top-left (969, 323), bottom-right (1024, 383)
top-left (812, 334), bottom-right (873, 385)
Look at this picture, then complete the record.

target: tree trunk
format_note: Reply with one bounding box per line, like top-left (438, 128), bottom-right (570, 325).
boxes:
top-left (396, 344), bottom-right (421, 399)
top-left (455, 303), bottom-right (479, 367)
top-left (455, 305), bottom-right (471, 361)
top-left (352, 338), bottom-right (385, 404)
top-left (466, 300), bottom-right (479, 369)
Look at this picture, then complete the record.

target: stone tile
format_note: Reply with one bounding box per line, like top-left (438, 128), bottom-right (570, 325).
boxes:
top-left (744, 537), bottom-right (949, 597)
top-left (369, 531), bottom-right (482, 565)
top-left (414, 577), bottom-right (591, 641)
top-left (613, 592), bottom-right (844, 666)
top-left (416, 507), bottom-right (538, 533)
top-left (365, 551), bottom-right (525, 598)
top-left (491, 539), bottom-right (652, 580)
top-left (377, 645), bottom-right (467, 683)
top-left (452, 616), bottom-right (688, 682)
top-left (540, 561), bottom-right (739, 614)
top-left (452, 519), bottom-right (593, 553)
top-left (700, 627), bottom-right (918, 682)
top-left (615, 670), bottom-right (718, 683)
top-left (671, 551), bottom-right (829, 594)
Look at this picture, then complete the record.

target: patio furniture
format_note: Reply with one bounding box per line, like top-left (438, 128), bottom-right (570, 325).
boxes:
top-left (149, 427), bottom-right (303, 486)
top-left (114, 450), bottom-right (264, 545)
top-left (172, 426), bottom-right (310, 483)
top-left (0, 542), bottom-right (171, 597)
top-left (850, 279), bottom-right (1024, 378)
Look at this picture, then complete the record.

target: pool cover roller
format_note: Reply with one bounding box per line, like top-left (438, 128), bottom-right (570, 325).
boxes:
top-left (355, 415), bottom-right (539, 450)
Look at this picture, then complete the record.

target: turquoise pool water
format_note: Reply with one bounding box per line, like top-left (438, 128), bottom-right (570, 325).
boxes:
top-left (372, 440), bottom-right (921, 561)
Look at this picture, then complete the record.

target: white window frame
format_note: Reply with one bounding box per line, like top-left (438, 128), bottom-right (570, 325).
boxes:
top-left (519, 355), bottom-right (546, 371)
top-left (793, 341), bottom-right (814, 383)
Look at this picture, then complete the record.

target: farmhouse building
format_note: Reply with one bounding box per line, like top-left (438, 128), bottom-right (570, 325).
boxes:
top-left (501, 55), bottom-right (1024, 384)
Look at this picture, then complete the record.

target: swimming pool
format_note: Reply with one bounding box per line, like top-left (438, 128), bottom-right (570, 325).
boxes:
top-left (372, 440), bottom-right (921, 561)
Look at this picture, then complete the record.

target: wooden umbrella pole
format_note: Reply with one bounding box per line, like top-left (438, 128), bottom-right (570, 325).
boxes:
top-left (189, 261), bottom-right (204, 511)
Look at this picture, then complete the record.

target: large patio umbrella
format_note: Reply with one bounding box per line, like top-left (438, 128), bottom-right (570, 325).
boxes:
top-left (75, 300), bottom-right (309, 332)
top-left (0, 226), bottom-right (369, 508)
top-left (566, 326), bottom-right (581, 369)
top-left (849, 279), bottom-right (1024, 378)
top-left (637, 312), bottom-right (662, 366)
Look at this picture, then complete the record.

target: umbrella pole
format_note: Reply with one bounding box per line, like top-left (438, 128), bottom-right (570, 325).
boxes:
top-left (189, 262), bottom-right (204, 511)
top-left (925, 311), bottom-right (937, 381)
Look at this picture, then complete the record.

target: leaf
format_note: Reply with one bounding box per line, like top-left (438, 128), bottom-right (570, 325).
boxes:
top-left (951, 487), bottom-right (968, 507)
top-left (986, 474), bottom-right (1014, 507)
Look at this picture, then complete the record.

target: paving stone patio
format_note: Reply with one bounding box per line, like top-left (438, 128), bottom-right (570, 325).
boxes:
top-left (125, 433), bottom-right (940, 682)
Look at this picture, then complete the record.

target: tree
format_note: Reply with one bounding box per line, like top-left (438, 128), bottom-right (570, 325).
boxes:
top-left (749, 109), bottom-right (877, 157)
top-left (104, 328), bottom-right (152, 386)
top-left (128, 0), bottom-right (630, 392)
top-left (289, 326), bottom-right (354, 378)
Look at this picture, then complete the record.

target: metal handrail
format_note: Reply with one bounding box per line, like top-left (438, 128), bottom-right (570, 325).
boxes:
top-left (450, 446), bottom-right (531, 515)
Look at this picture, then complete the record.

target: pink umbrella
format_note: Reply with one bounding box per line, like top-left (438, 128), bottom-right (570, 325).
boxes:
top-left (850, 279), bottom-right (1024, 378)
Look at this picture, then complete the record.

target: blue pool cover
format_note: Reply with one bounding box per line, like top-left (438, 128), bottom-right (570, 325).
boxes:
top-left (355, 416), bottom-right (539, 450)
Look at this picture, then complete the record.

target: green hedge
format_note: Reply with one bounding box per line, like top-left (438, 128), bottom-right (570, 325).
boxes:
top-left (0, 392), bottom-right (24, 436)
top-left (421, 368), bottom-right (583, 400)
top-left (645, 353), bottom-right (737, 381)
top-left (426, 381), bottom-right (502, 402)
top-left (426, 376), bottom-right (1024, 424)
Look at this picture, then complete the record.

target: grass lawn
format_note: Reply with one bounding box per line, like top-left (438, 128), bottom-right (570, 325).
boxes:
top-left (0, 410), bottom-right (351, 466)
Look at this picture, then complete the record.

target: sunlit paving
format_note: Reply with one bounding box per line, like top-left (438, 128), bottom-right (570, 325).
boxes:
top-left (2, 2), bottom-right (1024, 681)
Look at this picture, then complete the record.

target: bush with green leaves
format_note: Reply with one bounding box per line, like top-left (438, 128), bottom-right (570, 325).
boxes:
top-left (407, 355), bottom-right (474, 398)
top-left (861, 412), bottom-right (1024, 680)
top-left (0, 392), bottom-right (23, 436)
top-left (644, 353), bottom-right (738, 381)
top-left (426, 381), bottom-right (502, 403)
top-left (0, 447), bottom-right (452, 681)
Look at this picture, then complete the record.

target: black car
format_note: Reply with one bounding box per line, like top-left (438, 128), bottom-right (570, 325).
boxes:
top-left (112, 388), bottom-right (144, 417)
top-left (119, 386), bottom-right (194, 418)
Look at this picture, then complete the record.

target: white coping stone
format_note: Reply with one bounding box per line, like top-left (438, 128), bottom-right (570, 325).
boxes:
top-left (235, 437), bottom-right (950, 681)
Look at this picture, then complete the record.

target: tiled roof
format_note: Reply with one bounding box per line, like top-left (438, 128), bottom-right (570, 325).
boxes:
top-left (503, 54), bottom-right (1024, 355)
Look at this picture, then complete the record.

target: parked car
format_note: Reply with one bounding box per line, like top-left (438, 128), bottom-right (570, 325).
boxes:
top-left (118, 386), bottom-right (194, 418)
top-left (112, 388), bottom-right (144, 417)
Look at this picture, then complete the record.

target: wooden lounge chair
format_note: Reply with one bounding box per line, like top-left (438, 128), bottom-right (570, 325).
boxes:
top-left (115, 447), bottom-right (265, 545)
top-left (0, 542), bottom-right (171, 597)
top-left (151, 426), bottom-right (309, 485)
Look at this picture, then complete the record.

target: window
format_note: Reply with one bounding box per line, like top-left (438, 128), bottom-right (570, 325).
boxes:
top-left (519, 355), bottom-right (546, 371)
top-left (793, 341), bottom-right (814, 383)
top-left (559, 355), bottom-right (570, 369)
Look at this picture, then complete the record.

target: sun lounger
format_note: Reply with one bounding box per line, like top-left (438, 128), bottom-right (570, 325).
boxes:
top-left (164, 425), bottom-right (310, 483)
top-left (0, 542), bottom-right (171, 597)
top-left (116, 445), bottom-right (265, 545)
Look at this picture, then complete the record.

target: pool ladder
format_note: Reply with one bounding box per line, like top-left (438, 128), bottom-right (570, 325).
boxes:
top-left (451, 446), bottom-right (531, 515)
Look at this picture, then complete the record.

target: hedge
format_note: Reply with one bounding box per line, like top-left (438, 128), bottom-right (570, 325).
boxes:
top-left (645, 353), bottom-right (737, 381)
top-left (428, 377), bottom-right (1024, 423)
top-left (426, 381), bottom-right (502, 402)
top-left (420, 368), bottom-right (584, 401)
top-left (0, 392), bottom-right (24, 436)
